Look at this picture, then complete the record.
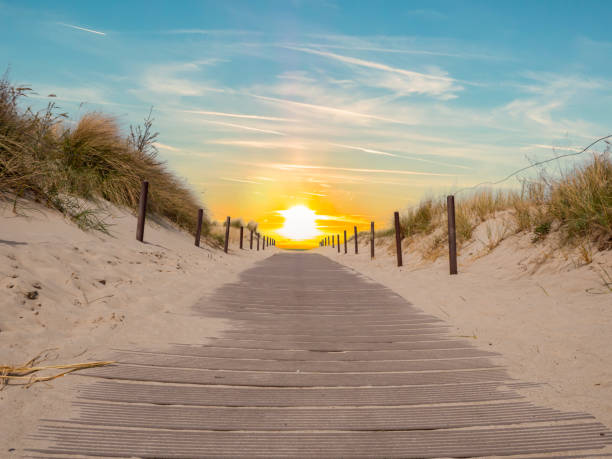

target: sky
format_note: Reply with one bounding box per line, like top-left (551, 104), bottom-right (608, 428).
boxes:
top-left (1, 0), bottom-right (611, 248)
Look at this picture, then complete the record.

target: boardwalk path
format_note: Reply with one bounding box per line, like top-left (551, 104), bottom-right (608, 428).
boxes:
top-left (32, 253), bottom-right (611, 457)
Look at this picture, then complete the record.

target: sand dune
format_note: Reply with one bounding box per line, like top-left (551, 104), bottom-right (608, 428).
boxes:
top-left (0, 200), bottom-right (274, 451)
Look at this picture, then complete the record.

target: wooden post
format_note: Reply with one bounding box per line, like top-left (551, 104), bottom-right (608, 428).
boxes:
top-left (394, 211), bottom-right (403, 267)
top-left (224, 216), bottom-right (231, 253)
top-left (332, 236), bottom-right (335, 248)
top-left (354, 226), bottom-right (358, 254)
top-left (262, 235), bottom-right (266, 251)
top-left (257, 233), bottom-right (260, 251)
top-left (136, 180), bottom-right (149, 242)
top-left (194, 208), bottom-right (203, 247)
top-left (239, 226), bottom-right (244, 249)
top-left (447, 195), bottom-right (458, 275)
top-left (370, 221), bottom-right (375, 259)
top-left (343, 230), bottom-right (347, 254)
top-left (250, 229), bottom-right (253, 249)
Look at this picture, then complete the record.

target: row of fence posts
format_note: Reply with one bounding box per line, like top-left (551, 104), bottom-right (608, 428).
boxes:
top-left (319, 195), bottom-right (458, 275)
top-left (135, 180), bottom-right (275, 253)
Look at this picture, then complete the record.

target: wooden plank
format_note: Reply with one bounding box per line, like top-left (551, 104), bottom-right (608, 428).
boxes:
top-left (30, 253), bottom-right (611, 458)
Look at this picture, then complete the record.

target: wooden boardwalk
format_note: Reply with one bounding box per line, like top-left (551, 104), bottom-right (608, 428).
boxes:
top-left (31, 253), bottom-right (611, 457)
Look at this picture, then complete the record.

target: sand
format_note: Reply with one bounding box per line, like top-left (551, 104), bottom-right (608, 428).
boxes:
top-left (318, 218), bottom-right (612, 431)
top-left (0, 199), bottom-right (275, 454)
top-left (2, 199), bottom-right (611, 456)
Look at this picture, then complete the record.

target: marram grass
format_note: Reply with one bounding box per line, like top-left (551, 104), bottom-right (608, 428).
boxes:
top-left (0, 76), bottom-right (208, 236)
top-left (396, 153), bottom-right (612, 252)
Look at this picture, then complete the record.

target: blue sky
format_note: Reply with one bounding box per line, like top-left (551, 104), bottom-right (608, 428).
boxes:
top-left (1, 0), bottom-right (611, 237)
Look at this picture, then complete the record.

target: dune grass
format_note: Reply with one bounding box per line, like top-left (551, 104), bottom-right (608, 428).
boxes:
top-left (0, 76), bottom-right (207, 235)
top-left (1, 351), bottom-right (114, 389)
top-left (395, 153), bottom-right (612, 252)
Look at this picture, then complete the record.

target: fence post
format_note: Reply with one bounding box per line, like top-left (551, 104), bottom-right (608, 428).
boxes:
top-left (337, 234), bottom-right (340, 253)
top-left (447, 195), bottom-right (458, 275)
top-left (136, 180), bottom-right (149, 242)
top-left (332, 236), bottom-right (335, 248)
top-left (239, 226), bottom-right (244, 249)
top-left (370, 221), bottom-right (375, 259)
top-left (263, 235), bottom-right (266, 251)
top-left (354, 226), bottom-right (358, 254)
top-left (394, 211), bottom-right (403, 267)
top-left (194, 208), bottom-right (203, 247)
top-left (257, 233), bottom-right (260, 251)
top-left (249, 229), bottom-right (253, 249)
top-left (224, 216), bottom-right (231, 253)
top-left (343, 230), bottom-right (347, 254)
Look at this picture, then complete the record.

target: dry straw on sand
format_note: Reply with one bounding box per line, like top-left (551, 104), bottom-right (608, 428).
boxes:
top-left (1, 351), bottom-right (114, 389)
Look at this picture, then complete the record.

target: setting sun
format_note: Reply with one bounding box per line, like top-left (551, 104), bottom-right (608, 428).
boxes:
top-left (277, 205), bottom-right (321, 241)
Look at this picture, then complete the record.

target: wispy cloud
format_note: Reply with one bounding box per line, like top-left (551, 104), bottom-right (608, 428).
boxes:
top-left (141, 61), bottom-right (225, 97)
top-left (283, 46), bottom-right (462, 97)
top-left (153, 142), bottom-right (180, 152)
top-left (269, 163), bottom-right (460, 177)
top-left (331, 143), bottom-right (471, 169)
top-left (219, 177), bottom-right (261, 184)
top-left (302, 33), bottom-right (508, 61)
top-left (210, 139), bottom-right (308, 149)
top-left (59, 23), bottom-right (106, 36)
top-left (303, 191), bottom-right (327, 197)
top-left (199, 119), bottom-right (286, 136)
top-left (527, 144), bottom-right (584, 153)
top-left (250, 93), bottom-right (408, 124)
top-left (283, 46), bottom-right (451, 81)
top-left (179, 109), bottom-right (295, 122)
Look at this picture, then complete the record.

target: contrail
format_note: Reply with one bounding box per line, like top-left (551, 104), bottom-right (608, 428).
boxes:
top-left (60, 23), bottom-right (106, 36)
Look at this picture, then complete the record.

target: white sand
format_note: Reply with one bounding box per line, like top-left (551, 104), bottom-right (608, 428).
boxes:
top-left (0, 200), bottom-right (275, 453)
top-left (319, 218), bottom-right (612, 431)
top-left (2, 200), bottom-right (610, 456)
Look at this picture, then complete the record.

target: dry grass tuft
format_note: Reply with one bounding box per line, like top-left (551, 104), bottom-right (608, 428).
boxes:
top-left (1, 352), bottom-right (114, 389)
top-left (0, 76), bottom-right (208, 236)
top-left (397, 152), bottom-right (612, 256)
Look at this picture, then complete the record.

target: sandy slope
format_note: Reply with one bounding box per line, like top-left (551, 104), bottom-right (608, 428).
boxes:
top-left (318, 222), bottom-right (612, 430)
top-left (0, 200), bottom-right (275, 454)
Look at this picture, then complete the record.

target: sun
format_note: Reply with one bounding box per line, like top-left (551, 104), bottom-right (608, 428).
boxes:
top-left (277, 205), bottom-right (321, 241)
